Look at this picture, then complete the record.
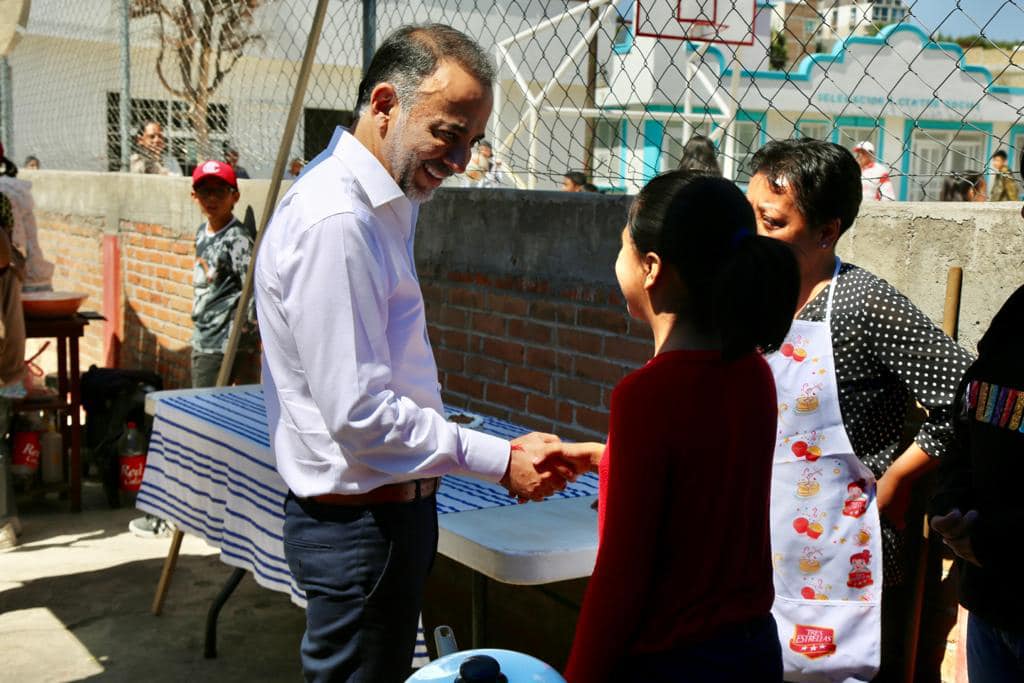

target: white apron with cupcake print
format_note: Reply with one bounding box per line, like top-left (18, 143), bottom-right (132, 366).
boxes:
top-left (766, 258), bottom-right (882, 682)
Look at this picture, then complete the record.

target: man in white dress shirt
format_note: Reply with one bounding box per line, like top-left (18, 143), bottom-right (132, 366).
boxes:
top-left (255, 24), bottom-right (571, 682)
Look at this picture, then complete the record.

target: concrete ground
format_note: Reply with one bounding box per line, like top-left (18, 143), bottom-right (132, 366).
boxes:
top-left (0, 479), bottom-right (586, 683)
top-left (0, 481), bottom-right (307, 682)
top-left (1, 476), bottom-right (965, 682)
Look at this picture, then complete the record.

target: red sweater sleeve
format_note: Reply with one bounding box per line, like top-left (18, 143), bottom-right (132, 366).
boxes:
top-left (564, 379), bottom-right (670, 682)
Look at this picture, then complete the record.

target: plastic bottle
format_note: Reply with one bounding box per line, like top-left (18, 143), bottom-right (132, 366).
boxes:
top-left (119, 422), bottom-right (146, 493)
top-left (11, 412), bottom-right (42, 477)
top-left (40, 417), bottom-right (63, 484)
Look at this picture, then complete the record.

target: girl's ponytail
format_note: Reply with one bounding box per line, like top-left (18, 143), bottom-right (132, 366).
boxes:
top-left (713, 235), bottom-right (800, 360)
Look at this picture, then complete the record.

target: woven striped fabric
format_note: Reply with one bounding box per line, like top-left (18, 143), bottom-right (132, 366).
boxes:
top-left (137, 387), bottom-right (599, 664)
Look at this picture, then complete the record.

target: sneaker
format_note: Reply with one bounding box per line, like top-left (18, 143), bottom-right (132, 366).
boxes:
top-left (129, 514), bottom-right (172, 538)
top-left (0, 520), bottom-right (17, 549)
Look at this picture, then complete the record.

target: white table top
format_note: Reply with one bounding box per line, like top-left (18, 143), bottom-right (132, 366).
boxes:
top-left (439, 496), bottom-right (597, 585)
top-left (142, 386), bottom-right (598, 587)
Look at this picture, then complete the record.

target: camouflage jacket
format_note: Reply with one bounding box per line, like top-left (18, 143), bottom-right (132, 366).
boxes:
top-left (192, 216), bottom-right (256, 353)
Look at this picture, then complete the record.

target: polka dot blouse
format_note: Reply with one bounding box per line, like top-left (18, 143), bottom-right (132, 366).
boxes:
top-left (797, 262), bottom-right (974, 584)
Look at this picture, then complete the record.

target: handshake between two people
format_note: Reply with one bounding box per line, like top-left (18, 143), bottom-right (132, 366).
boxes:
top-left (498, 432), bottom-right (605, 503)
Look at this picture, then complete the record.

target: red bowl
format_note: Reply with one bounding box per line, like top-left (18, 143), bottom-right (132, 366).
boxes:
top-left (22, 291), bottom-right (89, 319)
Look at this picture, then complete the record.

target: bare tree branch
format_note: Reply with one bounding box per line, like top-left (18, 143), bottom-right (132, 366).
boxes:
top-left (210, 34), bottom-right (254, 91)
top-left (131, 0), bottom-right (272, 157)
top-left (152, 8), bottom-right (187, 100)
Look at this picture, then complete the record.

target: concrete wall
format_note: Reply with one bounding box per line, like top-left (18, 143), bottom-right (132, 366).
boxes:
top-left (23, 170), bottom-right (1024, 418)
top-left (837, 201), bottom-right (1024, 352)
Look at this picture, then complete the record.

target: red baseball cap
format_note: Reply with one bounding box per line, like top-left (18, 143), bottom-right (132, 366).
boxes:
top-left (192, 159), bottom-right (237, 189)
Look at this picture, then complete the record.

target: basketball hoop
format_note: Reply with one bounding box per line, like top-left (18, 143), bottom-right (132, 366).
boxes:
top-left (635, 0), bottom-right (755, 45)
top-left (678, 0), bottom-right (717, 26)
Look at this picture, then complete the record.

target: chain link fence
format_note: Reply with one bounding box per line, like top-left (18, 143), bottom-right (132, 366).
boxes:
top-left (3, 0), bottom-right (1022, 199)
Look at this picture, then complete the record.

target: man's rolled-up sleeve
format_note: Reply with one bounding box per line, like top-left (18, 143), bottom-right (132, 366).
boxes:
top-left (279, 211), bottom-right (509, 482)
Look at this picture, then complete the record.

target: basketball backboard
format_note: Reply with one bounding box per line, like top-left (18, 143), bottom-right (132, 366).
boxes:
top-left (635, 0), bottom-right (757, 45)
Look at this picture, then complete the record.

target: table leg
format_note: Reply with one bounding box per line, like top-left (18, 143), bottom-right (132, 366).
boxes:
top-left (472, 572), bottom-right (487, 649)
top-left (68, 335), bottom-right (81, 512)
top-left (151, 529), bottom-right (184, 615)
top-left (205, 567), bottom-right (246, 659)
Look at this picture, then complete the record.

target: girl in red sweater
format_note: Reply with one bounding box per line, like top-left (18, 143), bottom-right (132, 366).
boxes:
top-left (563, 171), bottom-right (799, 682)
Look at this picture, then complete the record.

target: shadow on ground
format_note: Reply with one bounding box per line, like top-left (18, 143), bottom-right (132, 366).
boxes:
top-left (1, 484), bottom-right (306, 682)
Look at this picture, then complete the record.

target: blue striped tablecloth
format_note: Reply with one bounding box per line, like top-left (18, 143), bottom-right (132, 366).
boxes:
top-left (137, 387), bottom-right (599, 662)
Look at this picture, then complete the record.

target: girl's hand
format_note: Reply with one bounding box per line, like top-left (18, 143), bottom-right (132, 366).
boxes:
top-left (538, 442), bottom-right (605, 474)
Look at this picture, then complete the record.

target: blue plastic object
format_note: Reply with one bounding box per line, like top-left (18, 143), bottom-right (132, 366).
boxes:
top-left (405, 648), bottom-right (566, 682)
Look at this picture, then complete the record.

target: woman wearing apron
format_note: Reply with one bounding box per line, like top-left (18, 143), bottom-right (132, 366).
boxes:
top-left (746, 139), bottom-right (973, 681)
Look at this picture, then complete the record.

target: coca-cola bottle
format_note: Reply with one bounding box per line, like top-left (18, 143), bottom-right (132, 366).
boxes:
top-left (119, 422), bottom-right (146, 496)
top-left (11, 411), bottom-right (43, 478)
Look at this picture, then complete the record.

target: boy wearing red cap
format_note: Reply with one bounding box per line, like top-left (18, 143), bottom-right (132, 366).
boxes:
top-left (131, 159), bottom-right (254, 538)
top-left (189, 160), bottom-right (258, 387)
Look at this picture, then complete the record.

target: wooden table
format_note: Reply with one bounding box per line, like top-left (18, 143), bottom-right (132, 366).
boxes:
top-left (19, 314), bottom-right (89, 511)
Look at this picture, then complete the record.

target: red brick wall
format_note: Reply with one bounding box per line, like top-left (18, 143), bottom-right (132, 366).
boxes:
top-left (36, 214), bottom-right (196, 389)
top-left (120, 221), bottom-right (195, 388)
top-left (34, 213), bottom-right (107, 371)
top-left (425, 274), bottom-right (650, 442)
top-left (33, 186), bottom-right (643, 440)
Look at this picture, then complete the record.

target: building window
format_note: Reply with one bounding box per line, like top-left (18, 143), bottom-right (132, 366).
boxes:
top-left (593, 118), bottom-right (625, 188)
top-left (797, 121), bottom-right (831, 141)
top-left (908, 128), bottom-right (988, 200)
top-left (837, 125), bottom-right (881, 153)
top-left (1009, 130), bottom-right (1024, 196)
top-left (107, 93), bottom-right (228, 173)
top-left (613, 18), bottom-right (633, 54)
top-left (661, 120), bottom-right (712, 172)
top-left (731, 117), bottom-right (763, 185)
top-left (303, 108), bottom-right (354, 162)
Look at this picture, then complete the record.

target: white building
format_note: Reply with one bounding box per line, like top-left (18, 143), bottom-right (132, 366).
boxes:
top-left (586, 4), bottom-right (1022, 199)
top-left (822, 0), bottom-right (907, 39)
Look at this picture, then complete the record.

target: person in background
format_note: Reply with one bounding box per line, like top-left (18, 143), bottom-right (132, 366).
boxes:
top-left (187, 160), bottom-right (258, 388)
top-left (747, 139), bottom-right (972, 681)
top-left (940, 172), bottom-right (986, 202)
top-left (562, 170), bottom-right (587, 192)
top-left (988, 149), bottom-right (1019, 202)
top-left (0, 180), bottom-right (30, 549)
top-left (0, 144), bottom-right (54, 292)
top-left (285, 157), bottom-right (304, 180)
top-left (677, 134), bottom-right (721, 176)
top-left (129, 121), bottom-right (182, 176)
top-left (853, 140), bottom-right (895, 201)
top-left (930, 149), bottom-right (1024, 682)
top-left (464, 139), bottom-right (493, 185)
top-left (464, 140), bottom-right (505, 188)
top-left (223, 145), bottom-right (250, 179)
top-left (563, 171), bottom-right (797, 682)
top-left (129, 159), bottom-right (257, 540)
top-left (22, 156), bottom-right (39, 170)
top-left (582, 182), bottom-right (600, 193)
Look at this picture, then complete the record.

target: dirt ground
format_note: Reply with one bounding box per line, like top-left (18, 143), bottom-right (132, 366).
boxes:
top-left (0, 482), bottom-right (307, 682)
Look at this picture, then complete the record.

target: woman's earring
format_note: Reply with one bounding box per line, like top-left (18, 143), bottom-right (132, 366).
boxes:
top-left (819, 240), bottom-right (830, 249)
